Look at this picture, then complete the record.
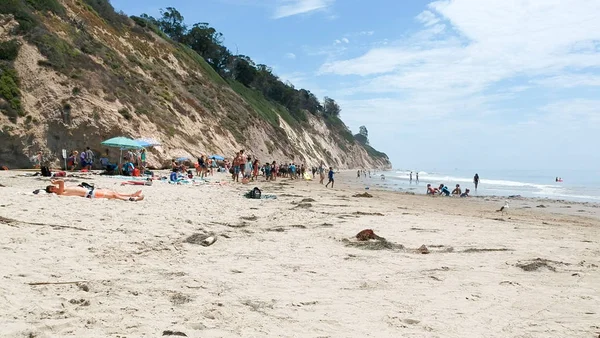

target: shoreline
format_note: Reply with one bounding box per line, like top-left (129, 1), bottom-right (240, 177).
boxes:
top-left (335, 170), bottom-right (600, 213)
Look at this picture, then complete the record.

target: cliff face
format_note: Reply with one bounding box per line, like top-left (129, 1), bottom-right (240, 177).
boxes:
top-left (0, 1), bottom-right (391, 169)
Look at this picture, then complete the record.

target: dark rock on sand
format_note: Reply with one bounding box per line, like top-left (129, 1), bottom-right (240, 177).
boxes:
top-left (163, 330), bottom-right (187, 336)
top-left (185, 233), bottom-right (217, 247)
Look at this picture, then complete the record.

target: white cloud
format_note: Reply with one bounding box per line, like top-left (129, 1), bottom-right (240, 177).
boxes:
top-left (539, 99), bottom-right (600, 126)
top-left (284, 52), bottom-right (297, 59)
top-left (315, 0), bottom-right (600, 168)
top-left (320, 0), bottom-right (600, 111)
top-left (273, 0), bottom-right (334, 19)
top-left (415, 10), bottom-right (439, 26)
top-left (532, 74), bottom-right (600, 88)
top-left (334, 37), bottom-right (350, 45)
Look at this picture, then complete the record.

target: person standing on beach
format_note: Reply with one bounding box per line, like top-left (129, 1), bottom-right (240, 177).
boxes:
top-left (325, 167), bottom-right (335, 188)
top-left (140, 148), bottom-right (147, 172)
top-left (474, 173), bottom-right (480, 190)
top-left (319, 163), bottom-right (325, 184)
top-left (232, 151), bottom-right (241, 182)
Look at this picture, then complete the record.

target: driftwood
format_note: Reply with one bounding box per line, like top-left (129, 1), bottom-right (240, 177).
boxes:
top-left (28, 281), bottom-right (88, 286)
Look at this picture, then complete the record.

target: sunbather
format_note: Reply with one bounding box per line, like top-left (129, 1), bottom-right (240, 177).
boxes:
top-left (121, 178), bottom-right (153, 186)
top-left (45, 179), bottom-right (144, 201)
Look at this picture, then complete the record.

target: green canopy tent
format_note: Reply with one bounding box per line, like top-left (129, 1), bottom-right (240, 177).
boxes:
top-left (100, 137), bottom-right (142, 174)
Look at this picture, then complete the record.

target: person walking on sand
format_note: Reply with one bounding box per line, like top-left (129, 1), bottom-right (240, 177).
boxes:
top-left (474, 173), bottom-right (480, 190)
top-left (325, 167), bottom-right (335, 188)
top-left (44, 179), bottom-right (144, 201)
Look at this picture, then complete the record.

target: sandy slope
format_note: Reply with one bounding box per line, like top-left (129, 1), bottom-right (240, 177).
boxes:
top-left (0, 171), bottom-right (598, 338)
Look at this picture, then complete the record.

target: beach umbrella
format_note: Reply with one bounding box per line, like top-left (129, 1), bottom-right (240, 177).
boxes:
top-left (101, 137), bottom-right (143, 149)
top-left (210, 155), bottom-right (225, 161)
top-left (135, 138), bottom-right (161, 147)
top-left (100, 137), bottom-right (142, 174)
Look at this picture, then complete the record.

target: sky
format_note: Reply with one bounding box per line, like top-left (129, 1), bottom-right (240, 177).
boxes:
top-left (110, 0), bottom-right (600, 171)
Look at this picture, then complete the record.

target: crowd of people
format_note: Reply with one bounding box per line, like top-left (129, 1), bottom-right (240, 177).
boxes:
top-left (426, 183), bottom-right (471, 197)
top-left (64, 147), bottom-right (149, 176)
top-left (224, 150), bottom-right (335, 187)
top-left (165, 150), bottom-right (336, 188)
top-left (425, 174), bottom-right (480, 198)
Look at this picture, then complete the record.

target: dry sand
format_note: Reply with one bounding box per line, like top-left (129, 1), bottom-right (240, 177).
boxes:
top-left (0, 170), bottom-right (598, 337)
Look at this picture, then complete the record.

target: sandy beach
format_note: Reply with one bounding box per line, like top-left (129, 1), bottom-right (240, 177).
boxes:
top-left (0, 170), bottom-right (599, 337)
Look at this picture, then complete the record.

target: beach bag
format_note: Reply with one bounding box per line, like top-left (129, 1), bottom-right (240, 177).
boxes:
top-left (245, 187), bottom-right (261, 199)
top-left (41, 166), bottom-right (52, 177)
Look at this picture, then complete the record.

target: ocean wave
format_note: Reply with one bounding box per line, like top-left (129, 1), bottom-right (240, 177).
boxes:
top-left (393, 173), bottom-right (560, 190)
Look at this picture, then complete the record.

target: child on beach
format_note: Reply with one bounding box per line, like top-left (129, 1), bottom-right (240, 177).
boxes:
top-left (325, 167), bottom-right (335, 188)
top-left (439, 184), bottom-right (451, 196)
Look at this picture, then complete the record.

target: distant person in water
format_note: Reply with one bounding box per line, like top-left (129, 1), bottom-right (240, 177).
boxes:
top-left (409, 171), bottom-right (413, 183)
top-left (416, 172), bottom-right (419, 183)
top-left (45, 179), bottom-right (144, 201)
top-left (452, 184), bottom-right (462, 196)
top-left (474, 173), bottom-right (480, 190)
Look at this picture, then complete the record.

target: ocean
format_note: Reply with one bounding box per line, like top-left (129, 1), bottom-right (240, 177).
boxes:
top-left (364, 169), bottom-right (600, 203)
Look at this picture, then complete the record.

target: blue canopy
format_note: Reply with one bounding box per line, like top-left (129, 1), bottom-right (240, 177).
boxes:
top-left (210, 155), bottom-right (225, 161)
top-left (135, 138), bottom-right (161, 147)
top-left (176, 157), bottom-right (189, 162)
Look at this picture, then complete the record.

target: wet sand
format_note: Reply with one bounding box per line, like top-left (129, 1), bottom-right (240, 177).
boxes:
top-left (0, 170), bottom-right (598, 337)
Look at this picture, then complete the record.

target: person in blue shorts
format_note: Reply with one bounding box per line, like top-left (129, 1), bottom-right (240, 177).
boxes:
top-left (289, 163), bottom-right (296, 180)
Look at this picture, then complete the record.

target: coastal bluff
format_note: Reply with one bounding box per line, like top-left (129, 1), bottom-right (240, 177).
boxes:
top-left (0, 1), bottom-right (390, 169)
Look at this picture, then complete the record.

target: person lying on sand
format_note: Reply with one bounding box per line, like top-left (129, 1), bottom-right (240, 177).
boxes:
top-left (45, 179), bottom-right (144, 201)
top-left (121, 178), bottom-right (153, 186)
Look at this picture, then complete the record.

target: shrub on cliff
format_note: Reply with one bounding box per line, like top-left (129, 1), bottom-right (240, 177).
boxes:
top-left (0, 40), bottom-right (21, 61)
